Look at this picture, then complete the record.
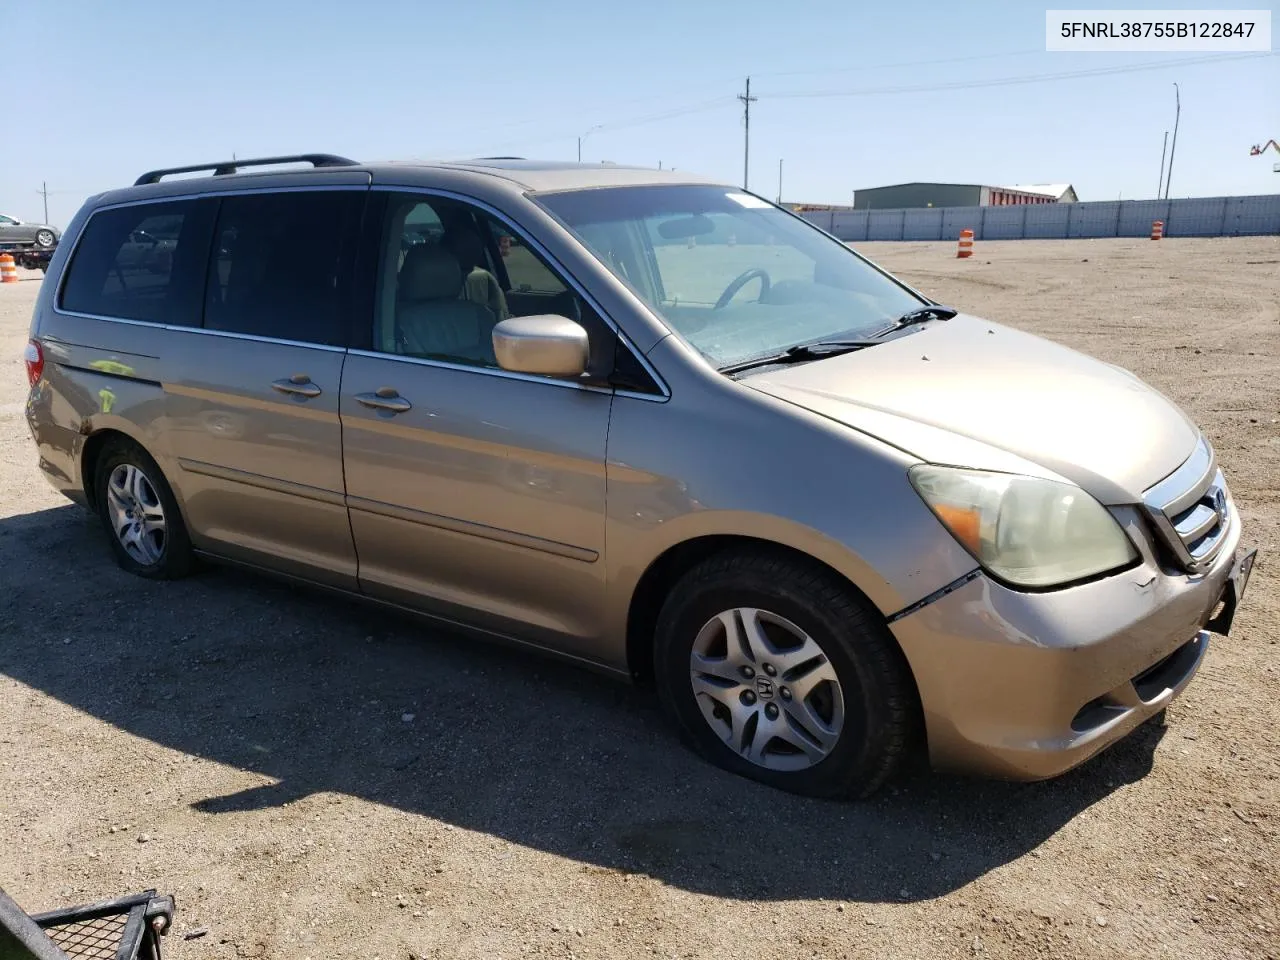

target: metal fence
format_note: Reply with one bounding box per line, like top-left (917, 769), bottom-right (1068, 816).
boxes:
top-left (798, 194), bottom-right (1280, 242)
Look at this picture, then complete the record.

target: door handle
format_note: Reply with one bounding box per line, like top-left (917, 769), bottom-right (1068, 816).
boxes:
top-left (355, 387), bottom-right (412, 414)
top-left (271, 375), bottom-right (322, 398)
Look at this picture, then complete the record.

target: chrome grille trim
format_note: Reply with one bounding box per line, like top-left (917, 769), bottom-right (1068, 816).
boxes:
top-left (1176, 503), bottom-right (1219, 545)
top-left (1141, 437), bottom-right (1231, 572)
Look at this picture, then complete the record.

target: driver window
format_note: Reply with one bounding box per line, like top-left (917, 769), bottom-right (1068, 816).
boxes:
top-left (375, 196), bottom-right (501, 365)
top-left (375, 194), bottom-right (609, 373)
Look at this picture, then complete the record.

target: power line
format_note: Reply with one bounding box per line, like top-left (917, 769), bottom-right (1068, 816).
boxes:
top-left (418, 49), bottom-right (1269, 166)
top-left (457, 96), bottom-right (734, 159)
top-left (455, 50), bottom-right (1047, 151)
top-left (597, 95), bottom-right (735, 133)
top-left (752, 48), bottom-right (1046, 80)
top-left (449, 53), bottom-right (1051, 161)
top-left (441, 83), bottom-right (737, 150)
top-left (766, 51), bottom-right (1272, 100)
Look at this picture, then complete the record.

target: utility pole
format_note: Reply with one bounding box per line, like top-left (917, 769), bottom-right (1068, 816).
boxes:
top-left (39, 182), bottom-right (49, 223)
top-left (1158, 131), bottom-right (1168, 199)
top-left (738, 76), bottom-right (757, 190)
top-left (578, 125), bottom-right (603, 164)
top-left (1164, 83), bottom-right (1180, 199)
top-left (777, 158), bottom-right (783, 204)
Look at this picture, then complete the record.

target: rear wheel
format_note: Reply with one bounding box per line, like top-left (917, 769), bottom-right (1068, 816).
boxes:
top-left (654, 550), bottom-right (917, 799)
top-left (35, 229), bottom-right (55, 248)
top-left (93, 441), bottom-right (194, 579)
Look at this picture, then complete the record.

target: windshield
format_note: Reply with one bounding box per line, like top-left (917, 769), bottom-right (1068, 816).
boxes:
top-left (535, 184), bottom-right (925, 369)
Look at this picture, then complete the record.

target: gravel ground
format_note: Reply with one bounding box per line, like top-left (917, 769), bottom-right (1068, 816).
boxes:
top-left (2, 237), bottom-right (1277, 960)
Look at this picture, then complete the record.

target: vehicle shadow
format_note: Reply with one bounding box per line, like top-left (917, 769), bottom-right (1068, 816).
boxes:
top-left (0, 503), bottom-right (1166, 904)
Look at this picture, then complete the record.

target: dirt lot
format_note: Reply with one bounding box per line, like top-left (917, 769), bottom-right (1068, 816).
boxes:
top-left (2, 237), bottom-right (1278, 960)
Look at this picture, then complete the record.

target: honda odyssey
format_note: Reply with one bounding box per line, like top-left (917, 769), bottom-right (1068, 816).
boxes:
top-left (24, 154), bottom-right (1256, 798)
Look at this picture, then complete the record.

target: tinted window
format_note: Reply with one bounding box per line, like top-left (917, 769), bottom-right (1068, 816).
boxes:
top-left (60, 200), bottom-right (217, 325)
top-left (205, 191), bottom-right (362, 346)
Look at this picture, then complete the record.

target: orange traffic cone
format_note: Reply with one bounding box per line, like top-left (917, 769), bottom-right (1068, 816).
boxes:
top-left (1150, 220), bottom-right (1164, 240)
top-left (956, 229), bottom-right (974, 259)
top-left (0, 254), bottom-right (18, 283)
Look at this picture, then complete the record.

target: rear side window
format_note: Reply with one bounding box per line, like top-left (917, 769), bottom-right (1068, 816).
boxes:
top-left (59, 200), bottom-right (217, 325)
top-left (204, 190), bottom-right (362, 346)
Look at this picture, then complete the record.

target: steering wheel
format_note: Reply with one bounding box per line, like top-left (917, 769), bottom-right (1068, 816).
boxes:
top-left (714, 268), bottom-right (771, 309)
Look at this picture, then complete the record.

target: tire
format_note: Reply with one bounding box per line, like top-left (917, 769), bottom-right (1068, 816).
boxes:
top-left (93, 440), bottom-right (194, 580)
top-left (654, 549), bottom-right (917, 799)
top-left (35, 230), bottom-right (55, 248)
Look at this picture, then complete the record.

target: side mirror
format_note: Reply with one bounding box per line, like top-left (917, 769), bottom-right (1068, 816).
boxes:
top-left (492, 315), bottom-right (588, 377)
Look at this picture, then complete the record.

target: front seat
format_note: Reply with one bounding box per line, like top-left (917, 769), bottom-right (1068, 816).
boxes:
top-left (444, 225), bottom-right (509, 323)
top-left (396, 244), bottom-right (498, 364)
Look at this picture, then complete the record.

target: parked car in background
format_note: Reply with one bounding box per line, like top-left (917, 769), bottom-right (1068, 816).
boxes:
top-left (23, 154), bottom-right (1256, 799)
top-left (0, 214), bottom-right (60, 248)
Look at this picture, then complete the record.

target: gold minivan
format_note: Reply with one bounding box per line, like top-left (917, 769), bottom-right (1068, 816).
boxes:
top-left (25, 155), bottom-right (1256, 798)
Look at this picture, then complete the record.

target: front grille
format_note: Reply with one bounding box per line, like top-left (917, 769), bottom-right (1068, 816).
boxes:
top-left (1141, 437), bottom-right (1231, 573)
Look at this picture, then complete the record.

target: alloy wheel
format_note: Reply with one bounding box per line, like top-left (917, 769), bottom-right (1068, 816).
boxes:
top-left (105, 463), bottom-right (167, 566)
top-left (689, 607), bottom-right (845, 771)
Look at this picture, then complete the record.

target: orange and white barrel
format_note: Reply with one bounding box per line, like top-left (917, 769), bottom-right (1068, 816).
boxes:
top-left (0, 254), bottom-right (18, 283)
top-left (1150, 220), bottom-right (1164, 240)
top-left (956, 229), bottom-right (974, 259)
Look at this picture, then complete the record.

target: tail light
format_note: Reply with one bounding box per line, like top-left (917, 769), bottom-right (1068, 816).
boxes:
top-left (24, 339), bottom-right (44, 386)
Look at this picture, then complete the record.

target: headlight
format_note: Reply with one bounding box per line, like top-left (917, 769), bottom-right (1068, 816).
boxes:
top-left (909, 465), bottom-right (1138, 588)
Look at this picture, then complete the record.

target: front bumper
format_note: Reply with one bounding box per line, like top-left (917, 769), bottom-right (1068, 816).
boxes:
top-left (891, 505), bottom-right (1247, 780)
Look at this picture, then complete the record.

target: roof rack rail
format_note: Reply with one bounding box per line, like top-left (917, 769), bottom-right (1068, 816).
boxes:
top-left (134, 153), bottom-right (358, 186)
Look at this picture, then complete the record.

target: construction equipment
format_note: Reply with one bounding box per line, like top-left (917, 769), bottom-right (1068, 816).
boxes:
top-left (1250, 140), bottom-right (1280, 173)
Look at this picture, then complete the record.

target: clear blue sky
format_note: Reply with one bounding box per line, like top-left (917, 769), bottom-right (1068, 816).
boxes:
top-left (6, 0), bottom-right (1278, 226)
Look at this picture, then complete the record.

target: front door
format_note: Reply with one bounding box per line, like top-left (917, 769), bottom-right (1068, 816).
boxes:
top-left (164, 187), bottom-right (365, 588)
top-left (339, 191), bottom-right (613, 656)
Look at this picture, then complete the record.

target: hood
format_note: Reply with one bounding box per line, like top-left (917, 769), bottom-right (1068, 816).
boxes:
top-left (746, 314), bottom-right (1199, 504)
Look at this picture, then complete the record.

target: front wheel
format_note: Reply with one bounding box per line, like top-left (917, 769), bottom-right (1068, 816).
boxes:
top-left (654, 550), bottom-right (918, 799)
top-left (35, 229), bottom-right (56, 248)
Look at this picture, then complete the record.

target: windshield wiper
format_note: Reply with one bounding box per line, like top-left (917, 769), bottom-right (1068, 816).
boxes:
top-left (718, 339), bottom-right (880, 375)
top-left (869, 304), bottom-right (958, 338)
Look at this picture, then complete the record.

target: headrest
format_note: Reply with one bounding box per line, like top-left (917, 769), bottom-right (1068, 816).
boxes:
top-left (399, 244), bottom-right (462, 301)
top-left (445, 228), bottom-right (486, 271)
